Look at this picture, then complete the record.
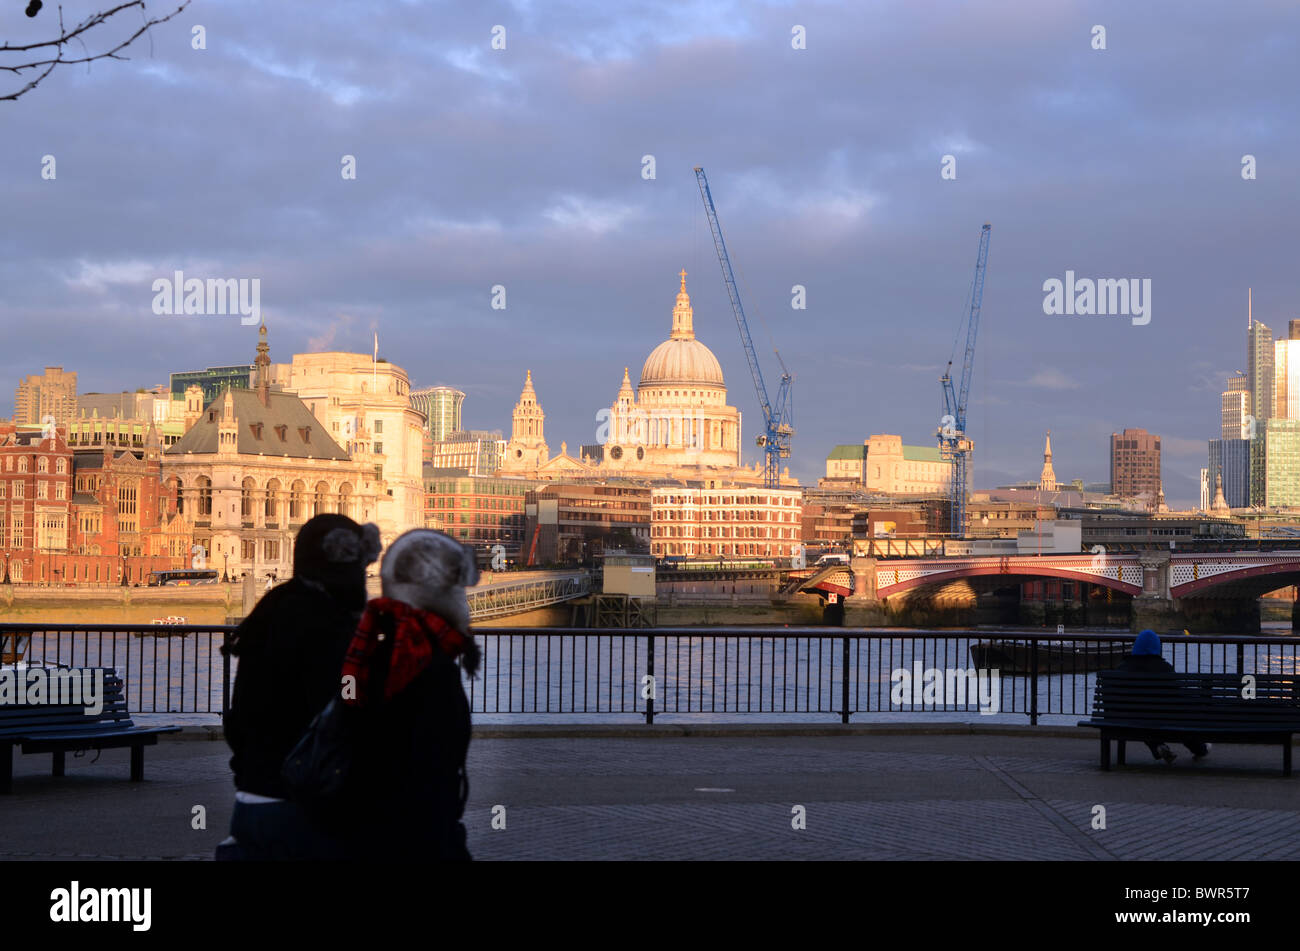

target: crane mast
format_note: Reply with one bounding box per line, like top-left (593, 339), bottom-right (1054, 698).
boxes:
top-left (694, 166), bottom-right (793, 489)
top-left (938, 223), bottom-right (991, 538)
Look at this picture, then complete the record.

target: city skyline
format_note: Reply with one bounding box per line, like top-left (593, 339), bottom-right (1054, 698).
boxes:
top-left (5, 1), bottom-right (1300, 505)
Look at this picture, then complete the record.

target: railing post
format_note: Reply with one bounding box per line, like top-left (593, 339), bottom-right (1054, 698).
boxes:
top-left (645, 631), bottom-right (656, 725)
top-left (221, 629), bottom-right (232, 717)
top-left (840, 634), bottom-right (850, 724)
top-left (1237, 641), bottom-right (1246, 676)
top-left (1029, 637), bottom-right (1039, 726)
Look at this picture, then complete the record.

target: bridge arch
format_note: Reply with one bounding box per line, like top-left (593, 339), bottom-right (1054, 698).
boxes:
top-left (876, 561), bottom-right (1141, 599)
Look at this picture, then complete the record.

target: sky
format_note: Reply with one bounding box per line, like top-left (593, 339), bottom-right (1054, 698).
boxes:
top-left (3, 0), bottom-right (1299, 506)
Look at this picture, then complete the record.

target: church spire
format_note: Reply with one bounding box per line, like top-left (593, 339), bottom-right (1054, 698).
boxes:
top-left (1038, 430), bottom-right (1057, 491)
top-left (671, 268), bottom-right (695, 341)
top-left (1211, 472), bottom-right (1229, 512)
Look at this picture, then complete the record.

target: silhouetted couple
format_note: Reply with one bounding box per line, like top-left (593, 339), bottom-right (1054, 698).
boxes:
top-left (219, 514), bottom-right (480, 861)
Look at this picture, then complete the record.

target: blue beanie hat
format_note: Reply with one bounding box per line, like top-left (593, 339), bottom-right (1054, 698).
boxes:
top-left (1132, 629), bottom-right (1162, 656)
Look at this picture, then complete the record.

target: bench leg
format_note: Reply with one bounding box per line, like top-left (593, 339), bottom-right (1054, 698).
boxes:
top-left (1100, 735), bottom-right (1111, 771)
top-left (1117, 740), bottom-right (1126, 766)
top-left (130, 745), bottom-right (144, 783)
top-left (0, 745), bottom-right (11, 794)
top-left (52, 751), bottom-right (65, 777)
top-left (1285, 741), bottom-right (1292, 778)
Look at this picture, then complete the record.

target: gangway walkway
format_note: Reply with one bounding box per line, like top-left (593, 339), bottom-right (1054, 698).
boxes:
top-left (467, 570), bottom-right (592, 621)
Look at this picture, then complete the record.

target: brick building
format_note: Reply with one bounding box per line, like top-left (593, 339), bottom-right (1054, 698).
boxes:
top-left (0, 423), bottom-right (182, 584)
top-left (1110, 428), bottom-right (1162, 504)
top-left (650, 484), bottom-right (802, 559)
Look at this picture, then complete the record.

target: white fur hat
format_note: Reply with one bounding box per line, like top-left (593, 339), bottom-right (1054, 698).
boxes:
top-left (380, 529), bottom-right (479, 633)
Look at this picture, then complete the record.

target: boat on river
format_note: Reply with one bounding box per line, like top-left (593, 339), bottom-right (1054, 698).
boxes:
top-left (969, 639), bottom-right (1128, 675)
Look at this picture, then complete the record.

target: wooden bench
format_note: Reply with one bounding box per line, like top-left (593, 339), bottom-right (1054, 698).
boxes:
top-left (1078, 671), bottom-right (1300, 776)
top-left (0, 667), bottom-right (180, 793)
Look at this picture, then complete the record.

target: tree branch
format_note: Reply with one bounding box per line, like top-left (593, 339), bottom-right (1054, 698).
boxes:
top-left (1, 0), bottom-right (191, 101)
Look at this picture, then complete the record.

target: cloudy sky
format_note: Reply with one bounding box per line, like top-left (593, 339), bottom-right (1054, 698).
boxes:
top-left (3, 0), bottom-right (1299, 504)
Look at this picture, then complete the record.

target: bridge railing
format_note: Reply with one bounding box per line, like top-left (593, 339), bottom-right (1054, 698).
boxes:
top-left (7, 624), bottom-right (1292, 724)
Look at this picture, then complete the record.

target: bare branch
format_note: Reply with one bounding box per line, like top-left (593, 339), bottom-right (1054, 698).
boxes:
top-left (1, 0), bottom-right (191, 101)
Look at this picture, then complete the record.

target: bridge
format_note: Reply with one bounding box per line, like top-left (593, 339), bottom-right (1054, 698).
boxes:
top-left (796, 551), bottom-right (1300, 633)
top-left (467, 569), bottom-right (592, 622)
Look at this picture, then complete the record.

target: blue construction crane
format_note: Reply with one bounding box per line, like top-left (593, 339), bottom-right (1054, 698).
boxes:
top-left (694, 166), bottom-right (793, 489)
top-left (938, 223), bottom-right (991, 538)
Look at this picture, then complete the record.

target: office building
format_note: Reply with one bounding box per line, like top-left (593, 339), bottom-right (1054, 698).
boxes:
top-left (1208, 439), bottom-right (1250, 509)
top-left (429, 429), bottom-right (505, 475)
top-left (169, 365), bottom-right (252, 404)
top-left (650, 484), bottom-right (802, 558)
top-left (410, 386), bottom-right (465, 443)
top-left (422, 467), bottom-right (536, 554)
top-left (825, 435), bottom-right (951, 495)
top-left (1221, 373), bottom-right (1250, 439)
top-left (1110, 428), bottom-right (1161, 504)
top-left (1250, 418), bottom-right (1300, 508)
top-left (1248, 318), bottom-right (1274, 423)
top-left (13, 367), bottom-right (77, 428)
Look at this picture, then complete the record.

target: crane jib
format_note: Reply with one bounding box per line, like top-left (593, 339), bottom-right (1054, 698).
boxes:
top-left (694, 166), bottom-right (794, 489)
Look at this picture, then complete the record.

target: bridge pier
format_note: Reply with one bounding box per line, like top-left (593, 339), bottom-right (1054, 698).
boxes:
top-left (1130, 551), bottom-right (1259, 633)
top-left (844, 556), bottom-right (886, 626)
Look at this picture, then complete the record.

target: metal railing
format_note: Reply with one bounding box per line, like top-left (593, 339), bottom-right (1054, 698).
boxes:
top-left (1, 623), bottom-right (231, 715)
top-left (3, 624), bottom-right (1296, 723)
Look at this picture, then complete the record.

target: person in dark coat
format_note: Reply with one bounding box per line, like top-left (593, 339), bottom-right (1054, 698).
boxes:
top-left (336, 528), bottom-right (479, 861)
top-left (1117, 629), bottom-right (1210, 765)
top-left (219, 513), bottom-right (382, 860)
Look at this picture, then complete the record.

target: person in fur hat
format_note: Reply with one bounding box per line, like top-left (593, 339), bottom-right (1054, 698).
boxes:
top-left (220, 513), bottom-right (381, 860)
top-left (336, 528), bottom-right (479, 861)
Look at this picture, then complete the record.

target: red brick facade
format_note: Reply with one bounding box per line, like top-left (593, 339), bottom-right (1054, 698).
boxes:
top-left (0, 424), bottom-right (183, 585)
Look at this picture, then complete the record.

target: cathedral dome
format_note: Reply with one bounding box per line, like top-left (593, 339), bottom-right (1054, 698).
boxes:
top-left (638, 270), bottom-right (726, 389)
top-left (640, 338), bottom-right (725, 387)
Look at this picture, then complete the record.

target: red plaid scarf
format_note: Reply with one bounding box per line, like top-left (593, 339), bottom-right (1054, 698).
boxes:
top-left (341, 597), bottom-right (470, 707)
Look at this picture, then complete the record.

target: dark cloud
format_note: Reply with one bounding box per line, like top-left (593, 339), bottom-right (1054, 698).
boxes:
top-left (3, 0), bottom-right (1298, 506)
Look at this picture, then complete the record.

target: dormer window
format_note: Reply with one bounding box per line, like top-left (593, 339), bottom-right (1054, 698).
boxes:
top-left (250, 423), bottom-right (264, 439)
top-left (299, 426), bottom-right (311, 443)
top-left (275, 425), bottom-right (287, 441)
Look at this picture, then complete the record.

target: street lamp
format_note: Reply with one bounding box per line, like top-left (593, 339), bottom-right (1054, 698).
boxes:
top-left (120, 553), bottom-right (127, 587)
top-left (2, 552), bottom-right (9, 585)
top-left (222, 551), bottom-right (229, 583)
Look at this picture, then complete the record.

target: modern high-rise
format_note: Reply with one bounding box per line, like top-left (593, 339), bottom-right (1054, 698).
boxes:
top-left (1110, 428), bottom-right (1161, 503)
top-left (13, 367), bottom-right (77, 428)
top-left (1221, 373), bottom-right (1250, 439)
top-left (410, 386), bottom-right (465, 443)
top-left (1208, 439), bottom-right (1250, 509)
top-left (1248, 318), bottom-right (1274, 423)
top-left (1274, 322), bottom-right (1300, 419)
top-left (1250, 418), bottom-right (1300, 508)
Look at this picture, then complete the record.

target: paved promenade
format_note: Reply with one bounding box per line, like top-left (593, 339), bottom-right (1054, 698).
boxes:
top-left (2, 727), bottom-right (1298, 861)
